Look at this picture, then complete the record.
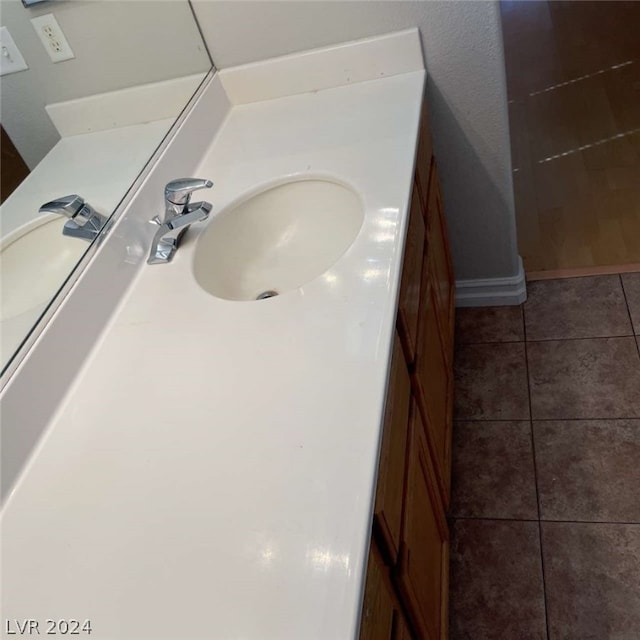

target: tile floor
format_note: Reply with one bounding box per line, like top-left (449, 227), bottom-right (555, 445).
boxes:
top-left (449, 273), bottom-right (640, 640)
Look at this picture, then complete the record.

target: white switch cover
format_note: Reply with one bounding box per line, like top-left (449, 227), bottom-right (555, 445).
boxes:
top-left (31, 13), bottom-right (74, 63)
top-left (0, 27), bottom-right (29, 76)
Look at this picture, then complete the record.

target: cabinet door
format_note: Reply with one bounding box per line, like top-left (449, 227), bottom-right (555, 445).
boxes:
top-left (426, 164), bottom-right (455, 364)
top-left (414, 101), bottom-right (433, 211)
top-left (397, 187), bottom-right (426, 367)
top-left (360, 545), bottom-right (395, 640)
top-left (374, 334), bottom-right (411, 565)
top-left (414, 271), bottom-right (453, 506)
top-left (396, 402), bottom-right (449, 640)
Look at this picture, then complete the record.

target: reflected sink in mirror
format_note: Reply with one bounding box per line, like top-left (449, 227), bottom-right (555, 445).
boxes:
top-left (0, 0), bottom-right (212, 377)
top-left (0, 217), bottom-right (85, 363)
top-left (193, 180), bottom-right (364, 301)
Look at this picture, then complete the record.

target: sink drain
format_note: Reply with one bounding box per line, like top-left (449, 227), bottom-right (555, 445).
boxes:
top-left (256, 290), bottom-right (279, 300)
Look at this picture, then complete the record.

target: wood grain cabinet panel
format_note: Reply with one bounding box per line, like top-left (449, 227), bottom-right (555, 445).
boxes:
top-left (394, 615), bottom-right (414, 640)
top-left (426, 164), bottom-right (455, 363)
top-left (360, 546), bottom-right (395, 640)
top-left (414, 271), bottom-right (453, 507)
top-left (397, 187), bottom-right (426, 367)
top-left (396, 402), bottom-right (449, 640)
top-left (374, 334), bottom-right (411, 565)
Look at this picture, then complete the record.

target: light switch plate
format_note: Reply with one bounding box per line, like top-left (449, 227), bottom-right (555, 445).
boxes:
top-left (30, 13), bottom-right (74, 63)
top-left (0, 26), bottom-right (29, 76)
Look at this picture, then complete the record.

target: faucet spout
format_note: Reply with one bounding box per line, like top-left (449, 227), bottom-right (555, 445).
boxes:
top-left (165, 201), bottom-right (212, 231)
top-left (147, 199), bottom-right (212, 265)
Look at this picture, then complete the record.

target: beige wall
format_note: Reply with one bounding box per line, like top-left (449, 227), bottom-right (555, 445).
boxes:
top-left (0, 0), bottom-right (210, 169)
top-left (192, 0), bottom-right (519, 282)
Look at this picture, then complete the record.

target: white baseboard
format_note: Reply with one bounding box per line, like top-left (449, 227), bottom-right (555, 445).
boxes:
top-left (455, 257), bottom-right (527, 307)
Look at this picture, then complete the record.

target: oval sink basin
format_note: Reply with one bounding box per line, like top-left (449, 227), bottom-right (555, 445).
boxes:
top-left (193, 179), bottom-right (364, 301)
top-left (0, 217), bottom-right (86, 321)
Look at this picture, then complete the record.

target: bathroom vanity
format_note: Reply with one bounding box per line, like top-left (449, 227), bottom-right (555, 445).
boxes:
top-left (1, 30), bottom-right (453, 640)
top-left (360, 99), bottom-right (454, 640)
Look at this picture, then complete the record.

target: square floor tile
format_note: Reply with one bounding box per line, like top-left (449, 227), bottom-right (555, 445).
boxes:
top-left (524, 276), bottom-right (632, 340)
top-left (454, 343), bottom-right (530, 420)
top-left (449, 519), bottom-right (546, 640)
top-left (455, 306), bottom-right (524, 344)
top-left (451, 421), bottom-right (538, 519)
top-left (622, 273), bottom-right (640, 335)
top-left (542, 522), bottom-right (640, 640)
top-left (527, 337), bottom-right (640, 419)
top-left (534, 420), bottom-right (640, 522)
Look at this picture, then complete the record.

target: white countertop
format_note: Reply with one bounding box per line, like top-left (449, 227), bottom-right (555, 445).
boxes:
top-left (1, 52), bottom-right (425, 640)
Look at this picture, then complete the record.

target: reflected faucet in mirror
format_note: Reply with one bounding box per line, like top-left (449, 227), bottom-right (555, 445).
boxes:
top-left (39, 195), bottom-right (108, 242)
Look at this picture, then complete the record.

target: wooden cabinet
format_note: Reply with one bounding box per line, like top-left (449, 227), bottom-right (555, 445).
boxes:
top-left (396, 402), bottom-right (449, 640)
top-left (374, 335), bottom-right (411, 565)
top-left (426, 165), bottom-right (455, 363)
top-left (414, 162), bottom-right (454, 507)
top-left (360, 546), bottom-right (396, 640)
top-left (398, 188), bottom-right (426, 367)
top-left (360, 543), bottom-right (417, 640)
top-left (360, 98), bottom-right (454, 640)
top-left (414, 270), bottom-right (453, 506)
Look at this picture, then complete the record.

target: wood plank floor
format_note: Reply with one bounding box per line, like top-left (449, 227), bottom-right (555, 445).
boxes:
top-left (501, 0), bottom-right (640, 274)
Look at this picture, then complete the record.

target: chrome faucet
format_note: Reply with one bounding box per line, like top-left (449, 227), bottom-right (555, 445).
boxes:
top-left (147, 178), bottom-right (213, 265)
top-left (39, 195), bottom-right (108, 242)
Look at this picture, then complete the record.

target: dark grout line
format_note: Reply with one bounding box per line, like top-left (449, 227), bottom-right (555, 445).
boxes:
top-left (526, 334), bottom-right (635, 343)
top-left (451, 515), bottom-right (640, 526)
top-left (451, 515), bottom-right (539, 522)
top-left (523, 318), bottom-right (552, 640)
top-left (456, 339), bottom-right (525, 346)
top-left (457, 334), bottom-right (636, 347)
top-left (453, 418), bottom-right (532, 423)
top-left (620, 274), bottom-right (640, 360)
top-left (542, 519), bottom-right (640, 526)
top-left (454, 416), bottom-right (640, 423)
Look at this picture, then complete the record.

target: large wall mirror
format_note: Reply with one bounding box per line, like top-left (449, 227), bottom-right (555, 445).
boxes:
top-left (0, 0), bottom-right (212, 375)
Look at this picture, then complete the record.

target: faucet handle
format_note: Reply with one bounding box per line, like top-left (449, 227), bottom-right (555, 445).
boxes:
top-left (165, 178), bottom-right (213, 206)
top-left (39, 194), bottom-right (85, 218)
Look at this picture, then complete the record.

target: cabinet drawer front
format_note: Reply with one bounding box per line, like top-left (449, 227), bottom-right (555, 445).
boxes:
top-left (398, 186), bottom-right (426, 366)
top-left (374, 334), bottom-right (411, 565)
top-left (397, 402), bottom-right (448, 640)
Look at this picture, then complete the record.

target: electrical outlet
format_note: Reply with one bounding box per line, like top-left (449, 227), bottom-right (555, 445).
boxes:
top-left (0, 26), bottom-right (29, 76)
top-left (30, 13), bottom-right (74, 63)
